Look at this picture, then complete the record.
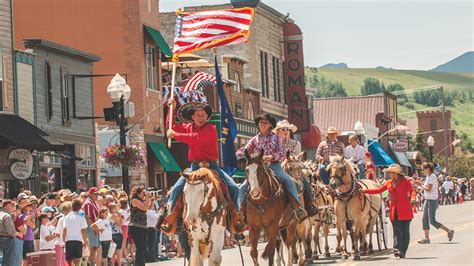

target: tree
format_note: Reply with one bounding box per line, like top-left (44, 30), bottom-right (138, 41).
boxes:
top-left (314, 77), bottom-right (348, 98)
top-left (386, 83), bottom-right (408, 102)
top-left (304, 66), bottom-right (319, 88)
top-left (413, 129), bottom-right (430, 159)
top-left (447, 151), bottom-right (474, 179)
top-left (413, 90), bottom-right (454, 107)
top-left (361, 77), bottom-right (384, 96)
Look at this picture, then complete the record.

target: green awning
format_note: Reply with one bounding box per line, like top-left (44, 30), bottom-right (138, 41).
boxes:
top-left (149, 142), bottom-right (181, 172)
top-left (144, 25), bottom-right (173, 57)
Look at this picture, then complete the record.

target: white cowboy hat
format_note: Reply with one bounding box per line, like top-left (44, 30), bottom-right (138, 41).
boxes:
top-left (383, 164), bottom-right (404, 176)
top-left (326, 127), bottom-right (339, 135)
top-left (273, 119), bottom-right (298, 133)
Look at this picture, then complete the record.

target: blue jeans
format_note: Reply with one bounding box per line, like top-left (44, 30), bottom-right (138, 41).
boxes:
top-left (422, 199), bottom-right (442, 230)
top-left (356, 162), bottom-right (366, 179)
top-left (13, 238), bottom-right (23, 266)
top-left (319, 163), bottom-right (330, 184)
top-left (168, 162), bottom-right (241, 211)
top-left (0, 236), bottom-right (15, 266)
top-left (238, 162), bottom-right (301, 207)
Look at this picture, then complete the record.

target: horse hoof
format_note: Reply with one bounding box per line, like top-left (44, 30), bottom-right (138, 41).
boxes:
top-left (325, 253), bottom-right (331, 258)
top-left (354, 255), bottom-right (361, 261)
top-left (343, 254), bottom-right (349, 259)
top-left (368, 249), bottom-right (374, 255)
top-left (335, 247), bottom-right (341, 253)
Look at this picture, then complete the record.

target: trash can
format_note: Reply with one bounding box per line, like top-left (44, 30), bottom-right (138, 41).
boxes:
top-left (26, 250), bottom-right (56, 266)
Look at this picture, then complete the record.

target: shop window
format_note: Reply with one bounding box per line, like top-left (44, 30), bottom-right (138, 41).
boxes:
top-left (235, 103), bottom-right (243, 118)
top-left (60, 67), bottom-right (70, 124)
top-left (45, 61), bottom-right (53, 120)
top-left (260, 51), bottom-right (269, 98)
top-left (272, 56), bottom-right (281, 102)
top-left (234, 72), bottom-right (242, 93)
top-left (247, 101), bottom-right (254, 120)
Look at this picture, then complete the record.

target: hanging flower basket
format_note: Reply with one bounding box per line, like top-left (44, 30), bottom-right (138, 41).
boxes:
top-left (103, 145), bottom-right (146, 168)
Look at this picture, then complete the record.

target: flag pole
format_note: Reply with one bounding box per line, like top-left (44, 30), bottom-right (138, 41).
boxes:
top-left (167, 61), bottom-right (177, 148)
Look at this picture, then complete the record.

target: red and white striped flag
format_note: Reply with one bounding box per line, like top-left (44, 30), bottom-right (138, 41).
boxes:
top-left (182, 72), bottom-right (216, 92)
top-left (452, 139), bottom-right (461, 146)
top-left (173, 8), bottom-right (254, 57)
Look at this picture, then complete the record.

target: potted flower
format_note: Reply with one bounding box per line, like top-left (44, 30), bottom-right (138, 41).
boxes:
top-left (103, 144), bottom-right (146, 168)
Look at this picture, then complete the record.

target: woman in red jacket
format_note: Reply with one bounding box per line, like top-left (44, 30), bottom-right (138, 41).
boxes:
top-left (361, 164), bottom-right (414, 258)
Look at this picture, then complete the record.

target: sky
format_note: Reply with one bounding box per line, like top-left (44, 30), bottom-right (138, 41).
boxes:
top-left (160, 0), bottom-right (473, 70)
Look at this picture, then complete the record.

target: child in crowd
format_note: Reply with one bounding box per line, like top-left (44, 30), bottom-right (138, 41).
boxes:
top-left (63, 199), bottom-right (88, 266)
top-left (109, 203), bottom-right (123, 266)
top-left (92, 207), bottom-right (113, 266)
top-left (38, 212), bottom-right (57, 250)
top-left (119, 199), bottom-right (132, 260)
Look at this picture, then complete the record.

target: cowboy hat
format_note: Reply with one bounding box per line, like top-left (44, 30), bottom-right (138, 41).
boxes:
top-left (254, 113), bottom-right (277, 129)
top-left (383, 164), bottom-right (404, 176)
top-left (19, 199), bottom-right (32, 210)
top-left (177, 102), bottom-right (213, 124)
top-left (59, 191), bottom-right (77, 202)
top-left (29, 196), bottom-right (39, 204)
top-left (273, 119), bottom-right (297, 133)
top-left (326, 127), bottom-right (339, 135)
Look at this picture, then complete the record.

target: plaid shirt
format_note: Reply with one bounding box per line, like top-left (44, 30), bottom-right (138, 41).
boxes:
top-left (316, 139), bottom-right (345, 163)
top-left (281, 139), bottom-right (302, 156)
top-left (236, 132), bottom-right (286, 162)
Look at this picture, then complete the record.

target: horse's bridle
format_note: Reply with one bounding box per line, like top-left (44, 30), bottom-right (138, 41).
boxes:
top-left (245, 163), bottom-right (283, 214)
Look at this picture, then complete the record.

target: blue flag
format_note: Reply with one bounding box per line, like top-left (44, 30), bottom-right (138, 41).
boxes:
top-left (214, 55), bottom-right (238, 176)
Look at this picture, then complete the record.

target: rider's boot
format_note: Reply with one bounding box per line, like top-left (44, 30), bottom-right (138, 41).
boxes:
top-left (228, 203), bottom-right (247, 234)
top-left (160, 194), bottom-right (184, 235)
top-left (303, 187), bottom-right (319, 217)
top-left (288, 195), bottom-right (308, 222)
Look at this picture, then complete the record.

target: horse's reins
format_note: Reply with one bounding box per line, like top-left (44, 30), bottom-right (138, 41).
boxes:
top-left (246, 163), bottom-right (283, 215)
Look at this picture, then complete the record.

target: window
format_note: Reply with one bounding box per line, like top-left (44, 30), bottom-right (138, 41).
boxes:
top-left (45, 61), bottom-right (53, 120)
top-left (260, 51), bottom-right (269, 98)
top-left (247, 101), bottom-right (254, 120)
top-left (272, 56), bottom-right (282, 102)
top-left (430, 119), bottom-right (437, 132)
top-left (234, 72), bottom-right (241, 93)
top-left (60, 67), bottom-right (70, 123)
top-left (235, 103), bottom-right (243, 118)
top-left (145, 44), bottom-right (158, 90)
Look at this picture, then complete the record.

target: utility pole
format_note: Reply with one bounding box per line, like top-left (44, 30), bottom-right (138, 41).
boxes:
top-left (439, 86), bottom-right (449, 173)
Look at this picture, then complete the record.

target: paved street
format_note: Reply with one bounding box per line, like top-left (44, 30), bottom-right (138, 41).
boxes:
top-left (149, 201), bottom-right (474, 265)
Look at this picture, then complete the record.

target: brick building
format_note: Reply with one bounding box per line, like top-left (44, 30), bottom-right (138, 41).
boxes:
top-left (416, 111), bottom-right (454, 156)
top-left (13, 0), bottom-right (176, 188)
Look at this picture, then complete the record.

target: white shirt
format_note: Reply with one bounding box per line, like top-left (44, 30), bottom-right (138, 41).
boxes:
top-left (120, 209), bottom-right (130, 226)
top-left (64, 212), bottom-right (87, 242)
top-left (146, 209), bottom-right (160, 228)
top-left (442, 180), bottom-right (453, 193)
top-left (55, 216), bottom-right (66, 245)
top-left (424, 173), bottom-right (439, 200)
top-left (344, 144), bottom-right (365, 164)
top-left (95, 218), bottom-right (113, 241)
top-left (40, 224), bottom-right (56, 250)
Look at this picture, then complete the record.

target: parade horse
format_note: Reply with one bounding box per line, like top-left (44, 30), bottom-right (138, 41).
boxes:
top-left (281, 152), bottom-right (313, 266)
top-left (182, 164), bottom-right (228, 266)
top-left (244, 149), bottom-right (286, 266)
top-left (327, 156), bottom-right (381, 260)
top-left (311, 181), bottom-right (334, 259)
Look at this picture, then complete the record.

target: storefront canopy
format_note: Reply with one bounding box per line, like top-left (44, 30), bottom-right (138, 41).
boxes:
top-left (144, 25), bottom-right (173, 57)
top-left (0, 114), bottom-right (64, 151)
top-left (368, 140), bottom-right (395, 167)
top-left (149, 142), bottom-right (181, 172)
top-left (389, 142), bottom-right (411, 167)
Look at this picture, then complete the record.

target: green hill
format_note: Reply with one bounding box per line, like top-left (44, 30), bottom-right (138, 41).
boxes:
top-left (308, 68), bottom-right (474, 137)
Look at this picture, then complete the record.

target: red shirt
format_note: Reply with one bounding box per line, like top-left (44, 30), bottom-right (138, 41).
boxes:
top-left (14, 216), bottom-right (25, 240)
top-left (82, 198), bottom-right (99, 223)
top-left (364, 178), bottom-right (414, 221)
top-left (167, 112), bottom-right (218, 162)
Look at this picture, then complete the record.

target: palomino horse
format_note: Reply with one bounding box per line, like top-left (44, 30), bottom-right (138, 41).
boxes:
top-left (311, 181), bottom-right (334, 259)
top-left (281, 152), bottom-right (313, 266)
top-left (328, 156), bottom-right (381, 260)
top-left (244, 149), bottom-right (286, 266)
top-left (182, 165), bottom-right (228, 266)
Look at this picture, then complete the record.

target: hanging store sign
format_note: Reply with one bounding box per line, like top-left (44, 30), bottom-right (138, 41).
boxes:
top-left (283, 22), bottom-right (310, 132)
top-left (8, 149), bottom-right (34, 180)
top-left (393, 139), bottom-right (409, 152)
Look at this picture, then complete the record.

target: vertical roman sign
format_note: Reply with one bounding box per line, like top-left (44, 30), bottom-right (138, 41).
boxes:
top-left (283, 22), bottom-right (310, 132)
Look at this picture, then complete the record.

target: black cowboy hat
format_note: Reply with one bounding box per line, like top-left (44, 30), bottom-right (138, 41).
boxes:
top-left (254, 113), bottom-right (277, 129)
top-left (177, 102), bottom-right (213, 124)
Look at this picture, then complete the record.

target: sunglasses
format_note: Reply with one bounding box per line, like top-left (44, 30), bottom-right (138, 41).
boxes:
top-left (259, 121), bottom-right (269, 125)
top-left (277, 128), bottom-right (290, 132)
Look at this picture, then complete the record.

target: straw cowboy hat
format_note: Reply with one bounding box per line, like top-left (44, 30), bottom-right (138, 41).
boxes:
top-left (177, 102), bottom-right (213, 124)
top-left (383, 164), bottom-right (404, 176)
top-left (19, 199), bottom-right (33, 210)
top-left (273, 119), bottom-right (298, 133)
top-left (326, 127), bottom-right (339, 135)
top-left (60, 191), bottom-right (77, 202)
top-left (254, 113), bottom-right (277, 128)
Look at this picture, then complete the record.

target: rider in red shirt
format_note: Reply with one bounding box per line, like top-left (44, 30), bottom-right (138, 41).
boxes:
top-left (161, 100), bottom-right (244, 234)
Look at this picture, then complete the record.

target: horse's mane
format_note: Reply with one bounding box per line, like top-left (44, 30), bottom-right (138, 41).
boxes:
top-left (189, 167), bottom-right (225, 200)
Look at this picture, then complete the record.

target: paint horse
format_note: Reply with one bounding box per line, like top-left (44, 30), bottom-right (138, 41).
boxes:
top-left (281, 152), bottom-right (313, 266)
top-left (182, 164), bottom-right (228, 266)
top-left (244, 149), bottom-right (286, 266)
top-left (328, 156), bottom-right (381, 260)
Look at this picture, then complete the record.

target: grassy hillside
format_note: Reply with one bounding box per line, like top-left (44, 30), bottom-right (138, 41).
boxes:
top-left (312, 68), bottom-right (474, 137)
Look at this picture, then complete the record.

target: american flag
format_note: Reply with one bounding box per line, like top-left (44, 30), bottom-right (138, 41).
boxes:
top-left (173, 8), bottom-right (254, 56)
top-left (182, 72), bottom-right (216, 92)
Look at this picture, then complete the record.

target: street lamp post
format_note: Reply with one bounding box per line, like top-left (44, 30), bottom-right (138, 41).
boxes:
top-left (427, 135), bottom-right (435, 162)
top-left (106, 74), bottom-right (131, 194)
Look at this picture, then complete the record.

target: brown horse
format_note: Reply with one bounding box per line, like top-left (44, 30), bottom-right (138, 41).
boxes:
top-left (311, 181), bottom-right (334, 259)
top-left (281, 152), bottom-right (313, 266)
top-left (328, 156), bottom-right (381, 260)
top-left (244, 149), bottom-right (286, 266)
